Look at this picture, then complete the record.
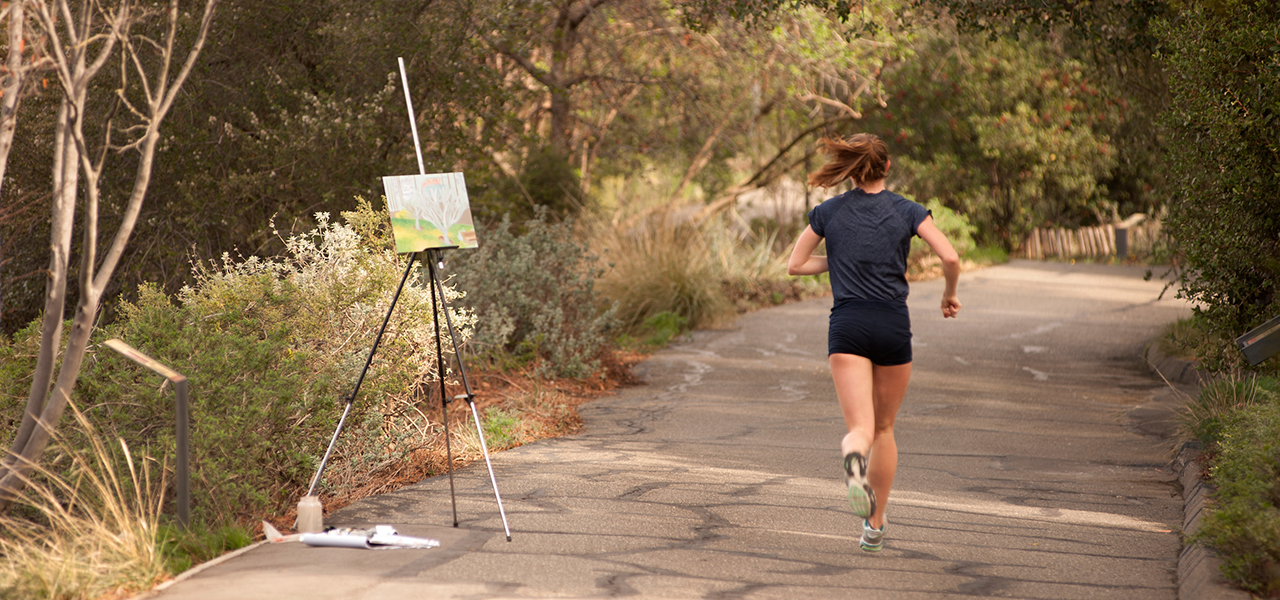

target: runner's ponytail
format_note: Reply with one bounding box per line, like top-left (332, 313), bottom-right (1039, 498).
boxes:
top-left (807, 133), bottom-right (889, 188)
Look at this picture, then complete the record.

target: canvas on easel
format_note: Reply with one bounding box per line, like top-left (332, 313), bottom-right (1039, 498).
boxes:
top-left (382, 172), bottom-right (478, 253)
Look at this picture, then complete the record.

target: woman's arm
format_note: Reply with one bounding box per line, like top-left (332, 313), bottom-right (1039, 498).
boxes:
top-left (916, 216), bottom-right (962, 318)
top-left (787, 225), bottom-right (829, 276)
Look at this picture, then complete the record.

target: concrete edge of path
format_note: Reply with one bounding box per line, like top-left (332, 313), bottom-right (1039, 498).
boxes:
top-left (1174, 445), bottom-right (1250, 600)
top-left (1144, 339), bottom-right (1209, 387)
top-left (1145, 343), bottom-right (1250, 600)
top-left (127, 540), bottom-right (269, 600)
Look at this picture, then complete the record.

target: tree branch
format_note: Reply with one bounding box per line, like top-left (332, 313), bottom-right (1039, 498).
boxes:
top-left (565, 0), bottom-right (610, 31)
top-left (695, 114), bottom-right (857, 221)
top-left (478, 31), bottom-right (559, 92)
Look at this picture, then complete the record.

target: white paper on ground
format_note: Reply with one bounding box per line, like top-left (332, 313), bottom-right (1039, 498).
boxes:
top-left (300, 532), bottom-right (370, 548)
top-left (300, 526), bottom-right (440, 550)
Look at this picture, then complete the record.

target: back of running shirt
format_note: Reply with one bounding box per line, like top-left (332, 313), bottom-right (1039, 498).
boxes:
top-left (806, 189), bottom-right (930, 306)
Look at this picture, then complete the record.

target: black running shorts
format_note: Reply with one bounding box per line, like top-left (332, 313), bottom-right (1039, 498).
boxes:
top-left (828, 298), bottom-right (913, 366)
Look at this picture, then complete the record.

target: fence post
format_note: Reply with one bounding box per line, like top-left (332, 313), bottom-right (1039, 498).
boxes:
top-left (1115, 213), bottom-right (1146, 259)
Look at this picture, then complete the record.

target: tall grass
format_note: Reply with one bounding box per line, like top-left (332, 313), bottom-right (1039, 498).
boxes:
top-left (597, 215), bottom-right (738, 332)
top-left (0, 405), bottom-right (169, 600)
top-left (1179, 375), bottom-right (1278, 444)
top-left (591, 170), bottom-right (824, 335)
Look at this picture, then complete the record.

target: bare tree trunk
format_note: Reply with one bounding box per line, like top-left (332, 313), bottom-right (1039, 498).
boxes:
top-left (3, 100), bottom-right (78, 477)
top-left (0, 0), bottom-right (115, 505)
top-left (668, 93), bottom-right (747, 204)
top-left (482, 0), bottom-right (609, 157)
top-left (693, 114), bottom-right (858, 222)
top-left (0, 0), bottom-right (33, 192)
top-left (0, 0), bottom-right (219, 511)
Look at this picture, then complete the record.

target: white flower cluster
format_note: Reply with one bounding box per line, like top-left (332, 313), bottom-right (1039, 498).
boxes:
top-left (184, 211), bottom-right (475, 396)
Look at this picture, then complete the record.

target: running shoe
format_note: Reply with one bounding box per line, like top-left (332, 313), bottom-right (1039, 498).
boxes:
top-left (860, 519), bottom-right (885, 552)
top-left (843, 451), bottom-right (876, 518)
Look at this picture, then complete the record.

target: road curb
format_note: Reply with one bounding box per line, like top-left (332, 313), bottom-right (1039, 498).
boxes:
top-left (1145, 343), bottom-right (1249, 599)
top-left (1173, 444), bottom-right (1250, 600)
top-left (127, 540), bottom-right (268, 600)
top-left (1145, 341), bottom-right (1208, 387)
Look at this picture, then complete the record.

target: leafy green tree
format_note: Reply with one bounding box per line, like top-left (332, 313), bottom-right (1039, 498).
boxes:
top-left (1154, 0), bottom-right (1280, 371)
top-left (860, 32), bottom-right (1122, 246)
top-left (909, 0), bottom-right (1171, 232)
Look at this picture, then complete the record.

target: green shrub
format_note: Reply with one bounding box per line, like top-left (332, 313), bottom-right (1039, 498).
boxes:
top-left (642, 311), bottom-right (688, 347)
top-left (159, 523), bottom-right (253, 574)
top-left (480, 408), bottom-right (522, 451)
top-left (449, 210), bottom-right (616, 379)
top-left (1, 209), bottom-right (473, 527)
top-left (1155, 0), bottom-right (1280, 373)
top-left (1194, 388), bottom-right (1280, 596)
top-left (965, 245), bottom-right (1010, 266)
top-left (1182, 376), bottom-right (1280, 447)
top-left (909, 197), bottom-right (977, 273)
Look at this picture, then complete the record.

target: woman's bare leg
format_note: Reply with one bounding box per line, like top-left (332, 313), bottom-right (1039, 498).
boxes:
top-left (829, 353), bottom-right (875, 457)
top-left (830, 353), bottom-right (913, 528)
top-left (867, 362), bottom-right (912, 529)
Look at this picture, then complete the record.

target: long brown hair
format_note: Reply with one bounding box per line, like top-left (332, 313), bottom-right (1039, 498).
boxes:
top-left (807, 133), bottom-right (889, 188)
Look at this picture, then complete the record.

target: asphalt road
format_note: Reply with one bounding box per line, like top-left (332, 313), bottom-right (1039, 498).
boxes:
top-left (146, 259), bottom-right (1192, 600)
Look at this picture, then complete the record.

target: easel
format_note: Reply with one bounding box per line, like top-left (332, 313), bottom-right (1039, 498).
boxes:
top-left (302, 58), bottom-right (511, 541)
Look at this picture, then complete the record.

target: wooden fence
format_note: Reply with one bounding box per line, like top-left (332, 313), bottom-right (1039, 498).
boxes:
top-left (1015, 219), bottom-right (1166, 260)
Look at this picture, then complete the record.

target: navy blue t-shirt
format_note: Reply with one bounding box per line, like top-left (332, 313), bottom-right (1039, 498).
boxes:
top-left (807, 189), bottom-right (931, 306)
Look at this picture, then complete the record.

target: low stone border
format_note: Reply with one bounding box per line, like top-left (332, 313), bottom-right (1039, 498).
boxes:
top-left (1175, 444), bottom-right (1251, 600)
top-left (126, 540), bottom-right (268, 600)
top-left (1145, 342), bottom-right (1250, 599)
top-left (1145, 341), bottom-right (1208, 387)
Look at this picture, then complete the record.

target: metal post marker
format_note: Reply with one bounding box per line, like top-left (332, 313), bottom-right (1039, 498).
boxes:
top-left (102, 338), bottom-right (190, 528)
top-left (1237, 313), bottom-right (1280, 366)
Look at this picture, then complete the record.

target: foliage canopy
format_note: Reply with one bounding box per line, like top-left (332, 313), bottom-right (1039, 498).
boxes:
top-left (1155, 0), bottom-right (1280, 370)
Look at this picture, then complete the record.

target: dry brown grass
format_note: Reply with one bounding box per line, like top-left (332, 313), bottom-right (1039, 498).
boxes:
top-left (592, 207), bottom-right (826, 334)
top-left (0, 406), bottom-right (169, 600)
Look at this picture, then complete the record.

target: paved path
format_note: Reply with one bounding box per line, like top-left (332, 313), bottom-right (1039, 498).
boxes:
top-left (147, 260), bottom-right (1191, 599)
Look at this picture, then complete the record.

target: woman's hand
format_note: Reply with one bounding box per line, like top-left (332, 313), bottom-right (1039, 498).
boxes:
top-left (941, 295), bottom-right (961, 319)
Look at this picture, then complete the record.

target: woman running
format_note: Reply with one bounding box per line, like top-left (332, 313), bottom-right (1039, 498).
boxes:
top-left (787, 133), bottom-right (961, 552)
